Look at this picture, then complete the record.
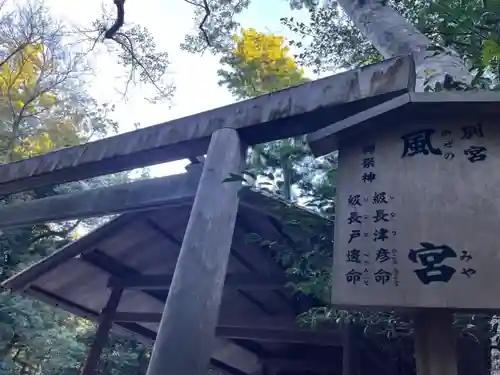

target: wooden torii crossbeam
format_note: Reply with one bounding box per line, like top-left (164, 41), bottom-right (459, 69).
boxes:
top-left (0, 56), bottom-right (414, 195)
top-left (0, 56), bottom-right (416, 375)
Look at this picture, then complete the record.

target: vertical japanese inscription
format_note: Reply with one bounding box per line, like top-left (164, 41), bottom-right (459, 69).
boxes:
top-left (371, 190), bottom-right (398, 286)
top-left (344, 144), bottom-right (377, 285)
top-left (361, 143), bottom-right (376, 184)
top-left (344, 142), bottom-right (400, 287)
top-left (346, 187), bottom-right (365, 284)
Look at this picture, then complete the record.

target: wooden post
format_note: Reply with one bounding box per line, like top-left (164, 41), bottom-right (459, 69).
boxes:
top-left (80, 287), bottom-right (123, 375)
top-left (342, 323), bottom-right (357, 375)
top-left (145, 128), bottom-right (246, 375)
top-left (414, 310), bottom-right (457, 375)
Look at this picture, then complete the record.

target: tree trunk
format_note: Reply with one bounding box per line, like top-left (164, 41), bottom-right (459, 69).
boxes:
top-left (336, 0), bottom-right (471, 90)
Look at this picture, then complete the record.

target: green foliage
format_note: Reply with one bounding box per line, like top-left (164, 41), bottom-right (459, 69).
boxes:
top-left (109, 23), bottom-right (175, 103)
top-left (281, 4), bottom-right (382, 73)
top-left (238, 180), bottom-right (334, 302)
top-left (482, 38), bottom-right (500, 65)
top-left (180, 0), bottom-right (311, 55)
top-left (181, 0), bottom-right (251, 54)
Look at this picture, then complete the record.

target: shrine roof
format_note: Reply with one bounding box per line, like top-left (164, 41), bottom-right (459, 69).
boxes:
top-left (307, 91), bottom-right (500, 157)
top-left (1, 175), bottom-right (340, 374)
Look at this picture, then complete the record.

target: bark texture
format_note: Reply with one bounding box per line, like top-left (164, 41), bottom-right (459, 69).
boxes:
top-left (337, 0), bottom-right (472, 90)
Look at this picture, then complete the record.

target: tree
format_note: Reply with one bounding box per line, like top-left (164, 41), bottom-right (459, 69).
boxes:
top-left (0, 2), bottom-right (121, 164)
top-left (332, 0), bottom-right (472, 89)
top-left (177, 0), bottom-right (500, 95)
top-left (284, 0), bottom-right (500, 90)
top-left (217, 29), bottom-right (335, 306)
top-left (0, 3), bottom-right (154, 375)
top-left (218, 28), bottom-right (309, 98)
top-left (218, 27), bottom-right (336, 211)
top-left (180, 0), bottom-right (473, 89)
top-left (218, 28), bottom-right (312, 200)
top-left (74, 0), bottom-right (174, 103)
top-left (1, 0), bottom-right (173, 104)
top-left (218, 28), bottom-right (322, 206)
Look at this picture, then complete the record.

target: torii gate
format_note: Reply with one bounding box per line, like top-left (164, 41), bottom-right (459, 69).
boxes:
top-left (0, 56), bottom-right (416, 375)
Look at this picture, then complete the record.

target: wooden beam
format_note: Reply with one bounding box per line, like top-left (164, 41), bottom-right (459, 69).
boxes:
top-left (110, 312), bottom-right (314, 332)
top-left (0, 165), bottom-right (321, 231)
top-left (342, 324), bottom-right (358, 375)
top-left (212, 340), bottom-right (260, 375)
top-left (307, 91), bottom-right (500, 157)
top-left (107, 274), bottom-right (288, 291)
top-left (23, 285), bottom-right (162, 346)
top-left (414, 310), bottom-right (457, 375)
top-left (80, 287), bottom-right (123, 375)
top-left (409, 90), bottom-right (500, 104)
top-left (210, 360), bottom-right (251, 375)
top-left (23, 284), bottom-right (262, 375)
top-left (145, 128), bottom-right (246, 375)
top-left (0, 56), bottom-right (415, 195)
top-left (307, 93), bottom-right (411, 157)
top-left (110, 312), bottom-right (165, 322)
top-left (215, 326), bottom-right (342, 346)
top-left (2, 213), bottom-right (137, 292)
top-left (262, 358), bottom-right (335, 373)
top-left (0, 172), bottom-right (200, 230)
top-left (111, 312), bottom-right (342, 346)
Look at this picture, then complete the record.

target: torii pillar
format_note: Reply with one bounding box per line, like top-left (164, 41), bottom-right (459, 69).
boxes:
top-left (145, 128), bottom-right (246, 375)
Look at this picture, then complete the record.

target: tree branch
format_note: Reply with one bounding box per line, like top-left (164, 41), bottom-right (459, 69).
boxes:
top-left (0, 43), bottom-right (27, 70)
top-left (111, 31), bottom-right (171, 99)
top-left (184, 0), bottom-right (212, 46)
top-left (104, 0), bottom-right (125, 40)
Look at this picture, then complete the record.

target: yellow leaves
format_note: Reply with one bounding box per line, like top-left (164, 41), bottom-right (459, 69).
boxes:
top-left (13, 132), bottom-right (54, 158)
top-left (0, 43), bottom-right (57, 113)
top-left (223, 28), bottom-right (308, 98)
top-left (39, 92), bottom-right (56, 107)
top-left (233, 28), bottom-right (296, 72)
top-left (10, 119), bottom-right (84, 160)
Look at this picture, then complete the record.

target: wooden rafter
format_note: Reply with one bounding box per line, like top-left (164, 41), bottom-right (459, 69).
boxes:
top-left (107, 311), bottom-right (342, 346)
top-left (107, 274), bottom-right (288, 291)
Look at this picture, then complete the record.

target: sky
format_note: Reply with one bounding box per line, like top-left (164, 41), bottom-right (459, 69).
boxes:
top-left (45, 0), bottom-right (311, 176)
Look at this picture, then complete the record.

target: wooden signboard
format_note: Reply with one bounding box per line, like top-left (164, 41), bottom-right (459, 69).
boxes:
top-left (307, 92), bottom-right (500, 375)
top-left (331, 117), bottom-right (499, 310)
